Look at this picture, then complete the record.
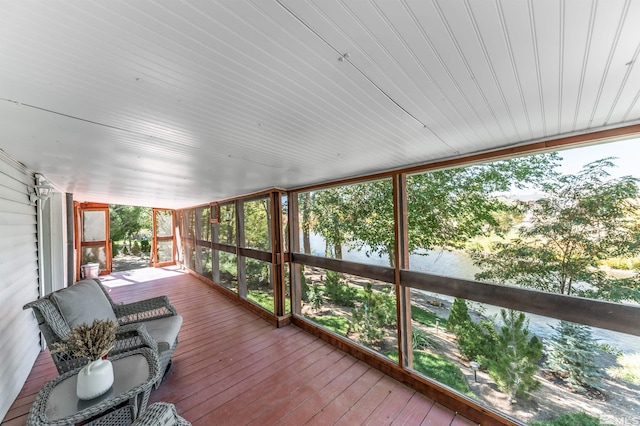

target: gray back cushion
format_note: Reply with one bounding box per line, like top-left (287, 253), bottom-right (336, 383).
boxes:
top-left (50, 279), bottom-right (117, 328)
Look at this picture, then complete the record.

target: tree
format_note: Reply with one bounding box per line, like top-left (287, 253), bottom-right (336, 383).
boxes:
top-left (349, 284), bottom-right (396, 346)
top-left (472, 158), bottom-right (640, 302)
top-left (109, 205), bottom-right (151, 253)
top-left (300, 192), bottom-right (312, 255)
top-left (309, 188), bottom-right (351, 259)
top-left (447, 298), bottom-right (498, 366)
top-left (487, 309), bottom-right (543, 403)
top-left (545, 321), bottom-right (601, 392)
top-left (447, 298), bottom-right (472, 332)
top-left (314, 154), bottom-right (559, 266)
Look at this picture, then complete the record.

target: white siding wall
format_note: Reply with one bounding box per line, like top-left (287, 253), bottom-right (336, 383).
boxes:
top-left (0, 152), bottom-right (41, 421)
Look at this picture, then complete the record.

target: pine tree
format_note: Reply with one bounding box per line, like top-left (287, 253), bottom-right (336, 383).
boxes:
top-left (447, 298), bottom-right (471, 332)
top-left (545, 321), bottom-right (601, 392)
top-left (488, 309), bottom-right (543, 403)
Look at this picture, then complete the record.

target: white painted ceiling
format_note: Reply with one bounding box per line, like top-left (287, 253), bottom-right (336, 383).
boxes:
top-left (1, 0), bottom-right (639, 209)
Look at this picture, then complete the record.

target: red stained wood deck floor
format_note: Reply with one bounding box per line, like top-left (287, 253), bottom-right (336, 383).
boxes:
top-left (3, 267), bottom-right (477, 426)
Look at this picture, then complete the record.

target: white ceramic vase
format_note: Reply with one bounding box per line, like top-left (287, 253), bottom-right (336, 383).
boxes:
top-left (76, 359), bottom-right (114, 400)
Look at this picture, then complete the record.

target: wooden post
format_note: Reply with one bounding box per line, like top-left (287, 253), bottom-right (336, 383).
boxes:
top-left (393, 173), bottom-right (412, 368)
top-left (236, 200), bottom-right (247, 298)
top-left (289, 191), bottom-right (301, 315)
top-left (270, 191), bottom-right (286, 318)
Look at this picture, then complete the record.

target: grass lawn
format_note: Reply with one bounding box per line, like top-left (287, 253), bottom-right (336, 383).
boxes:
top-left (387, 350), bottom-right (474, 398)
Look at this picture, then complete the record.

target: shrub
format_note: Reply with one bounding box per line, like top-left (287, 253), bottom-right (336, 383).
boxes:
top-left (131, 240), bottom-right (141, 255)
top-left (111, 241), bottom-right (120, 256)
top-left (307, 285), bottom-right (324, 312)
top-left (140, 239), bottom-right (150, 254)
top-left (300, 271), bottom-right (310, 302)
top-left (349, 283), bottom-right (396, 346)
top-left (447, 298), bottom-right (472, 332)
top-left (545, 321), bottom-right (601, 392)
top-left (487, 310), bottom-right (542, 403)
top-left (448, 298), bottom-right (498, 366)
top-left (455, 319), bottom-right (498, 366)
top-left (324, 270), bottom-right (357, 307)
top-left (412, 328), bottom-right (433, 350)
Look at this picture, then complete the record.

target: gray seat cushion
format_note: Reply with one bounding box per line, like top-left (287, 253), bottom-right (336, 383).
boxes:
top-left (50, 279), bottom-right (117, 328)
top-left (141, 315), bottom-right (183, 353)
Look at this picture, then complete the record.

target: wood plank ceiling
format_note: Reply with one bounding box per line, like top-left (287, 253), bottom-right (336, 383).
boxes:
top-left (1, 0), bottom-right (639, 209)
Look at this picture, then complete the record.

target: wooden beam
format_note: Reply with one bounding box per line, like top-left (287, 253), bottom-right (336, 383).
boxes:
top-left (402, 270), bottom-right (640, 337)
top-left (292, 253), bottom-right (395, 283)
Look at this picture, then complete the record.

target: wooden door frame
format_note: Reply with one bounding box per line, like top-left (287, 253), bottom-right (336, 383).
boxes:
top-left (74, 202), bottom-right (112, 281)
top-left (152, 208), bottom-right (177, 267)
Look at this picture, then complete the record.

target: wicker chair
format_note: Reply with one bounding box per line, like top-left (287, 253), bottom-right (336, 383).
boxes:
top-left (132, 403), bottom-right (191, 426)
top-left (24, 278), bottom-right (182, 386)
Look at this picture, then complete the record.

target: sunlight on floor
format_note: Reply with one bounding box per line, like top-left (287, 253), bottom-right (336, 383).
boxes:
top-left (99, 265), bottom-right (188, 287)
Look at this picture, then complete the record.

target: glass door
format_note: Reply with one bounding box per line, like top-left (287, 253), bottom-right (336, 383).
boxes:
top-left (76, 202), bottom-right (111, 279)
top-left (152, 209), bottom-right (176, 266)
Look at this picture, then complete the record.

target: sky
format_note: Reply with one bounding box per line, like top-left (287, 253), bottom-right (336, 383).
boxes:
top-left (501, 136), bottom-right (640, 200)
top-left (557, 137), bottom-right (640, 178)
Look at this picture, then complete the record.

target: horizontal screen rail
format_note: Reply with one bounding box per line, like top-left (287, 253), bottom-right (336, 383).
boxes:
top-left (401, 270), bottom-right (640, 337)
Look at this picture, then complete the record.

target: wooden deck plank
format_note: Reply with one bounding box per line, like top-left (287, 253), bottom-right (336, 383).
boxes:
top-left (333, 376), bottom-right (404, 425)
top-left (305, 367), bottom-right (385, 426)
top-left (422, 403), bottom-right (458, 425)
top-left (3, 267), bottom-right (469, 426)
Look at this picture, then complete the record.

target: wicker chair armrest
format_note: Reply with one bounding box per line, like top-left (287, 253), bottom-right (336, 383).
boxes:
top-left (112, 323), bottom-right (158, 354)
top-left (113, 296), bottom-right (177, 325)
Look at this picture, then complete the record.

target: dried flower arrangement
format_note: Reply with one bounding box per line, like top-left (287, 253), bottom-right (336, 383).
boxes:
top-left (52, 319), bottom-right (118, 362)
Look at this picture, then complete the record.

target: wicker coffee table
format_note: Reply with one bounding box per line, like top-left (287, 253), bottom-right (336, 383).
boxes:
top-left (27, 348), bottom-right (160, 426)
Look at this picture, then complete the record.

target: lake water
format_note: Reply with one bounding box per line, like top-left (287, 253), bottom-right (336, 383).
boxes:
top-left (308, 233), bottom-right (640, 354)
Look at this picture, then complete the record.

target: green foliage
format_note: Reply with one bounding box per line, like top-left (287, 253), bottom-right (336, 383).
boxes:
top-left (388, 351), bottom-right (474, 398)
top-left (304, 153), bottom-right (558, 267)
top-left (300, 271), bottom-right (310, 303)
top-left (307, 285), bottom-right (324, 312)
top-left (349, 283), bottom-right (396, 346)
top-left (472, 159), bottom-right (640, 302)
top-left (607, 352), bottom-right (640, 385)
top-left (447, 298), bottom-right (471, 332)
top-left (247, 290), bottom-right (274, 313)
top-left (411, 305), bottom-right (447, 328)
top-left (411, 328), bottom-right (433, 350)
top-left (599, 343), bottom-right (623, 357)
top-left (243, 199), bottom-right (270, 251)
top-left (545, 321), bottom-right (601, 392)
top-left (305, 314), bottom-right (349, 336)
top-left (109, 205), bottom-right (152, 250)
top-left (309, 188), bottom-right (352, 259)
top-left (131, 240), bottom-right (141, 255)
top-left (139, 239), bottom-right (150, 254)
top-left (487, 310), bottom-right (543, 402)
top-left (530, 412), bottom-right (613, 426)
top-left (246, 258), bottom-right (270, 290)
top-left (455, 319), bottom-right (498, 366)
top-left (324, 270), bottom-right (357, 307)
top-left (446, 298), bottom-right (498, 365)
